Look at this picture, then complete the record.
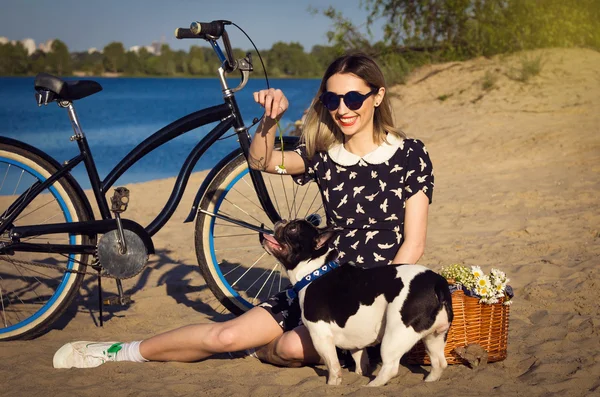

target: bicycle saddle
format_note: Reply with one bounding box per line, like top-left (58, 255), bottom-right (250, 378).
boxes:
top-left (34, 73), bottom-right (103, 102)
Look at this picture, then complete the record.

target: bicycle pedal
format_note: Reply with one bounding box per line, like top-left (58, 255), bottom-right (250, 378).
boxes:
top-left (103, 295), bottom-right (132, 306)
top-left (110, 187), bottom-right (130, 213)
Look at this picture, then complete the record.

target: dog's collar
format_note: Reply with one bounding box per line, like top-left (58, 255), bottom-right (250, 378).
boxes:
top-left (287, 261), bottom-right (340, 299)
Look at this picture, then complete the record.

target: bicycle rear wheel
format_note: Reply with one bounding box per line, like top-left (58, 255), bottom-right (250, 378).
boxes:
top-left (195, 141), bottom-right (325, 315)
top-left (0, 141), bottom-right (93, 340)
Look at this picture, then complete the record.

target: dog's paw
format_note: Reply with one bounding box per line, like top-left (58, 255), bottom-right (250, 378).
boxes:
top-left (327, 376), bottom-right (342, 386)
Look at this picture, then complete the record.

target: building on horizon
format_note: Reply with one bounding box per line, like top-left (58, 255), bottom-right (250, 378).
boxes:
top-left (38, 39), bottom-right (55, 53)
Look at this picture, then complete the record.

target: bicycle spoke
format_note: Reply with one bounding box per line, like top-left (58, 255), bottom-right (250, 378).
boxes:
top-left (250, 263), bottom-right (280, 304)
top-left (266, 176), bottom-right (282, 217)
top-left (230, 251), bottom-right (268, 288)
top-left (212, 232), bottom-right (259, 239)
top-left (222, 198), bottom-right (269, 228)
top-left (0, 164), bottom-right (10, 193)
top-left (11, 169), bottom-right (25, 196)
top-left (222, 262), bottom-right (243, 278)
top-left (280, 175), bottom-right (292, 219)
top-left (214, 245), bottom-right (265, 252)
top-left (0, 273), bottom-right (26, 322)
top-left (16, 197), bottom-right (62, 224)
top-left (233, 177), bottom-right (265, 212)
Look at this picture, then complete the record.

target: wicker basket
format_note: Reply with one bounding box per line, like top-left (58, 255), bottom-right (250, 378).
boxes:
top-left (405, 289), bottom-right (510, 365)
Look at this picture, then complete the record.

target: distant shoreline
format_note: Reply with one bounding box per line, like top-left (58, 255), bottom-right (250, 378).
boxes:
top-left (1, 72), bottom-right (322, 80)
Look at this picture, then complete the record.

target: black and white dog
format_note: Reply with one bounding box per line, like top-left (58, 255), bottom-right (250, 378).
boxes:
top-left (260, 219), bottom-right (453, 386)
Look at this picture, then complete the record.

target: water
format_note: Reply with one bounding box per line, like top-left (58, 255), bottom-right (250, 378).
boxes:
top-left (0, 76), bottom-right (319, 188)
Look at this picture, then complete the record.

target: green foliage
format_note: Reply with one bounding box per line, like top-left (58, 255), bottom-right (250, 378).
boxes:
top-left (361, 0), bottom-right (599, 56)
top-left (0, 42), bottom-right (30, 75)
top-left (266, 42), bottom-right (318, 77)
top-left (103, 42), bottom-right (126, 73)
top-left (47, 40), bottom-right (72, 75)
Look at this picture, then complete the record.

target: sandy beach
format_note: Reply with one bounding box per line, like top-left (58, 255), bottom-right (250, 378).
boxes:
top-left (1, 47), bottom-right (599, 396)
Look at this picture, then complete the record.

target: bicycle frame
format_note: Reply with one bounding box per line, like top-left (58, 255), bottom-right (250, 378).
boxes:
top-left (0, 42), bottom-right (281, 256)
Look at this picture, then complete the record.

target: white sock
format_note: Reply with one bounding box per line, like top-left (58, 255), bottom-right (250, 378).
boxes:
top-left (115, 341), bottom-right (148, 363)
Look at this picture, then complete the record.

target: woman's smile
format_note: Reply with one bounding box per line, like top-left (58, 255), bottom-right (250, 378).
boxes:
top-left (337, 115), bottom-right (358, 127)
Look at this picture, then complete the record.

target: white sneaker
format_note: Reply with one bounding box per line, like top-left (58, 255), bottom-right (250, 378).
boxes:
top-left (53, 341), bottom-right (123, 369)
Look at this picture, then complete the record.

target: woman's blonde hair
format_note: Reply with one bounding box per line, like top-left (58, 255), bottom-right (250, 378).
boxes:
top-left (300, 53), bottom-right (405, 158)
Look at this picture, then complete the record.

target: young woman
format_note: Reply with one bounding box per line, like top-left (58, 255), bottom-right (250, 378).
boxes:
top-left (53, 53), bottom-right (434, 369)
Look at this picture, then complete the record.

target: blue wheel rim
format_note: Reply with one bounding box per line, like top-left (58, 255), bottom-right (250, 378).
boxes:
top-left (208, 166), bottom-right (255, 309)
top-left (0, 157), bottom-right (77, 335)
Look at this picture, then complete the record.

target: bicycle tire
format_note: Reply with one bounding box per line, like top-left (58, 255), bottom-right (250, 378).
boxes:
top-left (0, 142), bottom-right (94, 340)
top-left (195, 141), bottom-right (326, 315)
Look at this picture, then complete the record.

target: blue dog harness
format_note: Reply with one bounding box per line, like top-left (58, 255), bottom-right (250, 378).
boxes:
top-left (286, 261), bottom-right (340, 299)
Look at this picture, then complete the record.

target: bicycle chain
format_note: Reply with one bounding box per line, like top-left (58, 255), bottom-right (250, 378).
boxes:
top-left (2, 256), bottom-right (126, 279)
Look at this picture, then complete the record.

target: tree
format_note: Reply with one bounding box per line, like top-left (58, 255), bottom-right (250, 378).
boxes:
top-left (267, 42), bottom-right (317, 77)
top-left (47, 40), bottom-right (72, 75)
top-left (123, 51), bottom-right (142, 75)
top-left (103, 42), bottom-right (126, 73)
top-left (157, 44), bottom-right (176, 75)
top-left (0, 42), bottom-right (30, 75)
top-left (29, 49), bottom-right (48, 74)
top-left (187, 46), bottom-right (206, 75)
top-left (136, 47), bottom-right (152, 74)
top-left (173, 50), bottom-right (189, 75)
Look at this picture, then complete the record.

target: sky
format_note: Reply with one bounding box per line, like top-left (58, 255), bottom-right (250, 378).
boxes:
top-left (0, 0), bottom-right (384, 52)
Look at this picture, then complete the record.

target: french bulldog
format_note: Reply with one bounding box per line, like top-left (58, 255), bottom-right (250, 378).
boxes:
top-left (260, 219), bottom-right (453, 386)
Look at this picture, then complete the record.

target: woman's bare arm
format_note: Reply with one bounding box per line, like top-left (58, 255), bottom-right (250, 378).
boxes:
top-left (391, 191), bottom-right (430, 264)
top-left (249, 88), bottom-right (305, 175)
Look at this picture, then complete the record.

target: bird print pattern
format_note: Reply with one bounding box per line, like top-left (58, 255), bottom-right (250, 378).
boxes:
top-left (293, 137), bottom-right (434, 268)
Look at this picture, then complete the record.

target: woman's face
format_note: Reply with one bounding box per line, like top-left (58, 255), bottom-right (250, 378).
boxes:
top-left (324, 72), bottom-right (384, 139)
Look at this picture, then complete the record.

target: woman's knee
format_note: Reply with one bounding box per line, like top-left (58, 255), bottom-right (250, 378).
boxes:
top-left (274, 332), bottom-right (306, 361)
top-left (209, 324), bottom-right (243, 352)
top-left (207, 308), bottom-right (283, 353)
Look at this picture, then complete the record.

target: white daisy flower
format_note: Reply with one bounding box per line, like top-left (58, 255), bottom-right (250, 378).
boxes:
top-left (471, 266), bottom-right (484, 279)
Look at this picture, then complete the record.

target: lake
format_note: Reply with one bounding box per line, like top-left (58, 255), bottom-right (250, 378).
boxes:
top-left (0, 76), bottom-right (320, 188)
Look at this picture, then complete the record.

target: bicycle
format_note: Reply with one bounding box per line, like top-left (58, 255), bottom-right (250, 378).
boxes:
top-left (0, 20), bottom-right (325, 341)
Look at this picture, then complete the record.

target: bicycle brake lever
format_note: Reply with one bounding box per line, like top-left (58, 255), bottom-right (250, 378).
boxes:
top-left (230, 55), bottom-right (253, 93)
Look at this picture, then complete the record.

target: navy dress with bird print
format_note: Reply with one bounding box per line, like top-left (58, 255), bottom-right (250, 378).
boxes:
top-left (293, 134), bottom-right (434, 267)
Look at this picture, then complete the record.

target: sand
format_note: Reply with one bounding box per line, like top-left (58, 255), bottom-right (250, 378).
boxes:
top-left (1, 48), bottom-right (599, 396)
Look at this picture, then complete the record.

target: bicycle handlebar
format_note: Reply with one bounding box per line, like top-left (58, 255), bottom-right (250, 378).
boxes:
top-left (175, 20), bottom-right (231, 40)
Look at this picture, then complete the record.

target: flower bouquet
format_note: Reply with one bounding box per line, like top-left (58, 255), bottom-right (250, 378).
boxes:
top-left (406, 264), bottom-right (513, 365)
top-left (440, 264), bottom-right (514, 305)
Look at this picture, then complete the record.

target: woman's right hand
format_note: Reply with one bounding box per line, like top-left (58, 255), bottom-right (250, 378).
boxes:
top-left (253, 88), bottom-right (289, 120)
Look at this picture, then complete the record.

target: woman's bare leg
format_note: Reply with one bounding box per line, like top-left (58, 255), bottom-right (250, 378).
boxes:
top-left (140, 306), bottom-right (283, 362)
top-left (254, 325), bottom-right (322, 367)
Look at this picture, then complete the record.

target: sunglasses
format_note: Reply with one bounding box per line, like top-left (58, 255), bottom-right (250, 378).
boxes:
top-left (319, 88), bottom-right (378, 111)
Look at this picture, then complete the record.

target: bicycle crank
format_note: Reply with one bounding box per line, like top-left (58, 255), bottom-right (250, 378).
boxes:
top-left (97, 229), bottom-right (148, 279)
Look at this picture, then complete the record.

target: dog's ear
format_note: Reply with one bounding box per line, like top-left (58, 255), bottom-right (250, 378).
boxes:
top-left (315, 227), bottom-right (336, 249)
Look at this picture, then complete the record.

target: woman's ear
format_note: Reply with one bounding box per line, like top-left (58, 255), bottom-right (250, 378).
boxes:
top-left (315, 228), bottom-right (336, 249)
top-left (374, 87), bottom-right (385, 107)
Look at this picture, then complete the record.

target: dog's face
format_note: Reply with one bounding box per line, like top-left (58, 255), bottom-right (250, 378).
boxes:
top-left (260, 219), bottom-right (335, 270)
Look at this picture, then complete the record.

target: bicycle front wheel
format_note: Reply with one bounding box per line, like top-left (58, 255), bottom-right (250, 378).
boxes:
top-left (195, 144), bottom-right (325, 315)
top-left (0, 141), bottom-right (93, 340)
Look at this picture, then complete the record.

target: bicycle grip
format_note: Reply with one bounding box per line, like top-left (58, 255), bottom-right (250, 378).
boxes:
top-left (190, 20), bottom-right (228, 38)
top-left (175, 28), bottom-right (198, 39)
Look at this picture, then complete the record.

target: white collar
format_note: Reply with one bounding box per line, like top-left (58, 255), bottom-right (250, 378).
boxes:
top-left (327, 134), bottom-right (404, 166)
